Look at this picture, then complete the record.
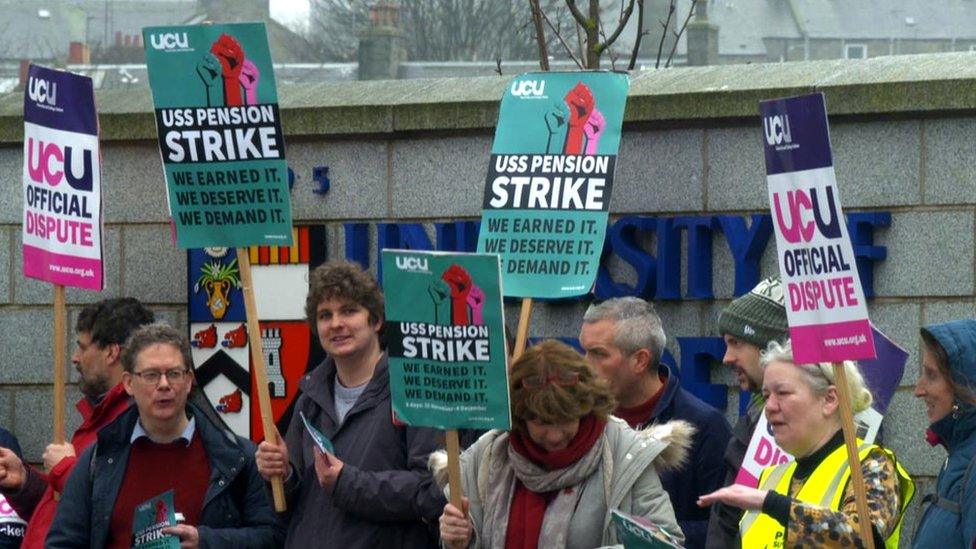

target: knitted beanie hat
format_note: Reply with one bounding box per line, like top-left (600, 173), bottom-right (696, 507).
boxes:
top-left (718, 277), bottom-right (788, 349)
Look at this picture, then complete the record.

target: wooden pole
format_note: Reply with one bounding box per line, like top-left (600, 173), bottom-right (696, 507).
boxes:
top-left (237, 248), bottom-right (286, 512)
top-left (52, 284), bottom-right (66, 445)
top-left (446, 429), bottom-right (464, 508)
top-left (832, 362), bottom-right (875, 549)
top-left (512, 297), bottom-right (533, 361)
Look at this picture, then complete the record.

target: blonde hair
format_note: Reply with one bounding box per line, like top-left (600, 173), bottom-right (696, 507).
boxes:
top-left (761, 340), bottom-right (873, 413)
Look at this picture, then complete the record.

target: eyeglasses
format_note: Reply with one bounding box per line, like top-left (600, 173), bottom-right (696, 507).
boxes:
top-left (521, 370), bottom-right (580, 390)
top-left (132, 369), bottom-right (191, 385)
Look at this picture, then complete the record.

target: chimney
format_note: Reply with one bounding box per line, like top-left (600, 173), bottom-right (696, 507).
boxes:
top-left (19, 59), bottom-right (31, 89)
top-left (124, 35), bottom-right (132, 47)
top-left (686, 1), bottom-right (719, 66)
top-left (357, 3), bottom-right (406, 80)
top-left (68, 42), bottom-right (91, 64)
top-left (115, 31), bottom-right (123, 47)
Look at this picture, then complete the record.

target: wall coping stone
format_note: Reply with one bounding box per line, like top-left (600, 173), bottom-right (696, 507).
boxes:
top-left (2, 52), bottom-right (976, 143)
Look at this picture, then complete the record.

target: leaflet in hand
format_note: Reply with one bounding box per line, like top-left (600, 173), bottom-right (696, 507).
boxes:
top-left (611, 509), bottom-right (684, 549)
top-left (132, 489), bottom-right (180, 548)
top-left (300, 411), bottom-right (335, 454)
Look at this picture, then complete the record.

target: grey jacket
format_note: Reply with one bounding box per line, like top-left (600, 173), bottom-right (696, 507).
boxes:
top-left (280, 354), bottom-right (446, 548)
top-left (435, 417), bottom-right (690, 549)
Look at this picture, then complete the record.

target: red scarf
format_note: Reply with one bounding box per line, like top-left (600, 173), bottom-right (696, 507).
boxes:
top-left (505, 415), bottom-right (606, 549)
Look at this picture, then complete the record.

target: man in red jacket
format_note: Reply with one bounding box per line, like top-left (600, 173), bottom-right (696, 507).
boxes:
top-left (0, 297), bottom-right (153, 548)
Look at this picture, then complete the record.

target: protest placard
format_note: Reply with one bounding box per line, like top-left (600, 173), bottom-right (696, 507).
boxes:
top-left (382, 250), bottom-right (510, 431)
top-left (476, 71), bottom-right (629, 299)
top-left (611, 509), bottom-right (684, 549)
top-left (22, 65), bottom-right (103, 290)
top-left (734, 325), bottom-right (908, 487)
top-left (143, 23), bottom-right (292, 249)
top-left (144, 22), bottom-right (292, 510)
top-left (762, 92), bottom-right (874, 364)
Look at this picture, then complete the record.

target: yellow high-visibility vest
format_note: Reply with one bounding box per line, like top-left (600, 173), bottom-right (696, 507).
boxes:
top-left (739, 441), bottom-right (915, 549)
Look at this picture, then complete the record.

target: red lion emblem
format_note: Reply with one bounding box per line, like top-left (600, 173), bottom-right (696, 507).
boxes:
top-left (216, 389), bottom-right (243, 414)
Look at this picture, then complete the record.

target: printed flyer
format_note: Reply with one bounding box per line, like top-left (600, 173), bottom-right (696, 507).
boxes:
top-left (382, 250), bottom-right (510, 430)
top-left (143, 23), bottom-right (293, 248)
top-left (476, 71), bottom-right (629, 298)
top-left (611, 509), bottom-right (683, 548)
top-left (131, 489), bottom-right (180, 548)
top-left (761, 92), bottom-right (875, 363)
top-left (22, 64), bottom-right (103, 290)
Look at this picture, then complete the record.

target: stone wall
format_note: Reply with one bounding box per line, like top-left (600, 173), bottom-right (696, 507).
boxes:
top-left (3, 52), bottom-right (976, 544)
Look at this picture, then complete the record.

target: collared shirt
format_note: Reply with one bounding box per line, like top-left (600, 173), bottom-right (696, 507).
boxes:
top-left (130, 417), bottom-right (196, 447)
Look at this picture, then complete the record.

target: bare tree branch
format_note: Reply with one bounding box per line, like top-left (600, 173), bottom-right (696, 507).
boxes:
top-left (655, 0), bottom-right (676, 69)
top-left (539, 7), bottom-right (585, 69)
top-left (596, 0), bottom-right (636, 54)
top-left (628, 0), bottom-right (645, 70)
top-left (666, 0), bottom-right (697, 67)
top-left (529, 0), bottom-right (550, 70)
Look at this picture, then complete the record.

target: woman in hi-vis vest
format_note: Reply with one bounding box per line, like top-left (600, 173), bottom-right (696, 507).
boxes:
top-left (698, 341), bottom-right (915, 548)
top-left (912, 319), bottom-right (976, 548)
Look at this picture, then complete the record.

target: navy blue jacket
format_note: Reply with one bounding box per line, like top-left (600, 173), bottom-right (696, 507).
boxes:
top-left (47, 403), bottom-right (284, 548)
top-left (913, 320), bottom-right (976, 548)
top-left (635, 365), bottom-right (732, 549)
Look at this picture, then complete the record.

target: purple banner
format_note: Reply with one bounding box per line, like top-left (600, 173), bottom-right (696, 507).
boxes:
top-left (24, 65), bottom-right (97, 137)
top-left (761, 93), bottom-right (833, 176)
top-left (22, 64), bottom-right (104, 291)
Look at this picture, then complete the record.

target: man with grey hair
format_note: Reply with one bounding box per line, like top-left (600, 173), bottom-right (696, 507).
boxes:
top-left (579, 297), bottom-right (731, 548)
top-left (48, 323), bottom-right (283, 547)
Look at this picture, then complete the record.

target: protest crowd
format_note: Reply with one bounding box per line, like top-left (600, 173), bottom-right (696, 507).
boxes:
top-left (5, 20), bottom-right (976, 549)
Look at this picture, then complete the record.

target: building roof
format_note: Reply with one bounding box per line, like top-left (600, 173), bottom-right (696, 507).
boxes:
top-left (0, 2), bottom-right (86, 61)
top-left (788, 0), bottom-right (976, 40)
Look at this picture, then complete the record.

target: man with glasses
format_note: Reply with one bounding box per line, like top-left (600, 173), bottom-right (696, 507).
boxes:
top-left (579, 297), bottom-right (731, 548)
top-left (0, 297), bottom-right (153, 548)
top-left (48, 323), bottom-right (283, 547)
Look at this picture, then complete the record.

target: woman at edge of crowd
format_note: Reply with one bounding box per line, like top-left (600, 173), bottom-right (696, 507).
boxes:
top-left (697, 340), bottom-right (915, 548)
top-left (912, 319), bottom-right (976, 548)
top-left (435, 339), bottom-right (690, 549)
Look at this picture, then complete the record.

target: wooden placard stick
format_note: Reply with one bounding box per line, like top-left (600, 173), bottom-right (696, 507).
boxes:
top-left (52, 284), bottom-right (67, 445)
top-left (512, 297), bottom-right (533, 361)
top-left (832, 362), bottom-right (875, 549)
top-left (237, 248), bottom-right (286, 512)
top-left (446, 429), bottom-right (464, 508)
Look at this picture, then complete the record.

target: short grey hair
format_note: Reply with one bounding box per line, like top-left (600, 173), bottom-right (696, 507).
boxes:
top-left (583, 297), bottom-right (667, 367)
top-left (121, 322), bottom-right (193, 374)
top-left (761, 340), bottom-right (873, 413)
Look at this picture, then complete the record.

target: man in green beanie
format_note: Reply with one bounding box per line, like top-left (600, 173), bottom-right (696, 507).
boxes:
top-left (704, 277), bottom-right (788, 549)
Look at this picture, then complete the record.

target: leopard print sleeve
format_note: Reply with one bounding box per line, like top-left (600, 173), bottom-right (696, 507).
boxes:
top-left (785, 448), bottom-right (901, 548)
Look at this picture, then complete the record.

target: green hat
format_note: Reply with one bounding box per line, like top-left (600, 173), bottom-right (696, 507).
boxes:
top-left (719, 277), bottom-right (788, 349)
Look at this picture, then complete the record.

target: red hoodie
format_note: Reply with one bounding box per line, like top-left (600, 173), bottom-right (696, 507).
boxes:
top-left (8, 382), bottom-right (131, 548)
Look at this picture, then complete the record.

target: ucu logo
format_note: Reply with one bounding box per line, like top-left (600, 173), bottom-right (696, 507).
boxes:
top-left (511, 80), bottom-right (546, 97)
top-left (26, 138), bottom-right (94, 191)
top-left (772, 187), bottom-right (841, 244)
top-left (27, 77), bottom-right (57, 106)
top-left (150, 32), bottom-right (189, 50)
top-left (763, 114), bottom-right (792, 146)
top-left (395, 256), bottom-right (428, 272)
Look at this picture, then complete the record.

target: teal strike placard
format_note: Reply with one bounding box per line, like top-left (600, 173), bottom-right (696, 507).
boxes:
top-left (143, 23), bottom-right (293, 248)
top-left (477, 71), bottom-right (629, 298)
top-left (382, 250), bottom-right (510, 430)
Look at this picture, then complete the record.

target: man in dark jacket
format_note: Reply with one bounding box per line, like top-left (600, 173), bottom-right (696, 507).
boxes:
top-left (579, 297), bottom-right (731, 548)
top-left (256, 261), bottom-right (445, 548)
top-left (47, 323), bottom-right (284, 548)
top-left (0, 297), bottom-right (153, 548)
top-left (704, 277), bottom-right (788, 549)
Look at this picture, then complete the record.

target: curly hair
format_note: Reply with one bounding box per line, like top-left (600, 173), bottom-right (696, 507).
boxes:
top-left (509, 340), bottom-right (616, 432)
top-left (761, 340), bottom-right (873, 414)
top-left (76, 298), bottom-right (155, 348)
top-left (304, 260), bottom-right (385, 333)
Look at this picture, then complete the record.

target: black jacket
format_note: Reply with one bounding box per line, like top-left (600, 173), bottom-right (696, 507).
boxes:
top-left (280, 354), bottom-right (446, 548)
top-left (47, 402), bottom-right (285, 548)
top-left (636, 365), bottom-right (732, 549)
